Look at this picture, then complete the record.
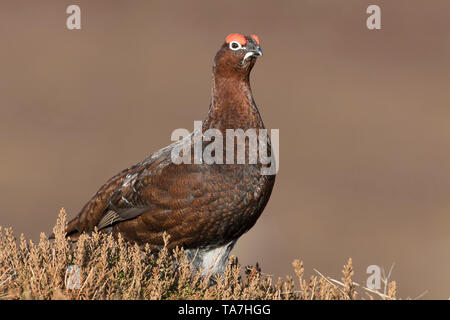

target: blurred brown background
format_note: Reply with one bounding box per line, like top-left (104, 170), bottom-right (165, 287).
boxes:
top-left (1, 0), bottom-right (450, 298)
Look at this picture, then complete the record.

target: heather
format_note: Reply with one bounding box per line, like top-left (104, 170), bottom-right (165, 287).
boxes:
top-left (0, 209), bottom-right (397, 300)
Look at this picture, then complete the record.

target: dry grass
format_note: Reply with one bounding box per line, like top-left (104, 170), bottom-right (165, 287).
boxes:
top-left (0, 209), bottom-right (398, 300)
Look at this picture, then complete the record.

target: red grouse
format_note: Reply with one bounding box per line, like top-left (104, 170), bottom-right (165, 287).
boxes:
top-left (63, 34), bottom-right (276, 274)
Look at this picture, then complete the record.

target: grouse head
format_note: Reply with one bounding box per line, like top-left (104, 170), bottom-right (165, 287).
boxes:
top-left (213, 33), bottom-right (263, 79)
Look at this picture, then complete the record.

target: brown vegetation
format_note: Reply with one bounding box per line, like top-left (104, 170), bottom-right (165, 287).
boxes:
top-left (0, 209), bottom-right (397, 300)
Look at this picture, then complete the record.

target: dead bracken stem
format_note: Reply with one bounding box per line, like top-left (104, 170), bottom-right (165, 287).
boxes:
top-left (0, 209), bottom-right (401, 300)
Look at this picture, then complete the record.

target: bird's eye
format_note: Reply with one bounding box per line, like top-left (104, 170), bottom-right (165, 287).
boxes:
top-left (229, 41), bottom-right (242, 51)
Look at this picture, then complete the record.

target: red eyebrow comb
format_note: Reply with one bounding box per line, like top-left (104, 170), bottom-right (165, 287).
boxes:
top-left (250, 34), bottom-right (260, 45)
top-left (225, 33), bottom-right (247, 45)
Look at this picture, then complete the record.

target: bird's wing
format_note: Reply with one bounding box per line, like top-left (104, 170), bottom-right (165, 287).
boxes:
top-left (70, 137), bottom-right (180, 234)
top-left (75, 133), bottom-right (204, 231)
top-left (94, 143), bottom-right (177, 230)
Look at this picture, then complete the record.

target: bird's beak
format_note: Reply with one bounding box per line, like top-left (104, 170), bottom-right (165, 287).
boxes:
top-left (243, 46), bottom-right (263, 62)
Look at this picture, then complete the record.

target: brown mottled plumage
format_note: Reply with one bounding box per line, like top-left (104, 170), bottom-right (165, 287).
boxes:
top-left (63, 34), bottom-right (275, 274)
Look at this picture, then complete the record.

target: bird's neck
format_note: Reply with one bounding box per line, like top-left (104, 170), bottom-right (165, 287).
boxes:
top-left (203, 73), bottom-right (264, 132)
